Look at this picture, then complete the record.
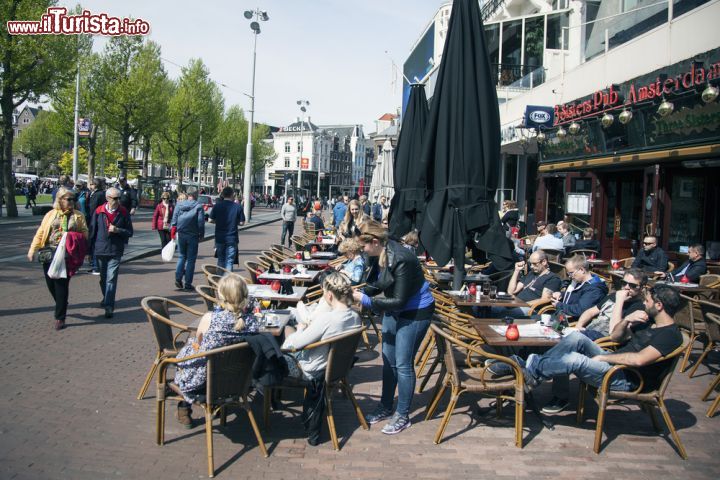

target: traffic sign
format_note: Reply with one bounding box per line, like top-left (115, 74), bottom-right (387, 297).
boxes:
top-left (117, 161), bottom-right (142, 170)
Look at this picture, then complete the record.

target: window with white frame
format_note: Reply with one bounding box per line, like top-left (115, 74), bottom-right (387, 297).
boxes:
top-left (284, 157), bottom-right (290, 168)
top-left (284, 142), bottom-right (291, 153)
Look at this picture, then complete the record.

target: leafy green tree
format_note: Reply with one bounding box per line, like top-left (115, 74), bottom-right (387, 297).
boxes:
top-left (0, 0), bottom-right (81, 217)
top-left (13, 110), bottom-right (66, 174)
top-left (89, 36), bottom-right (169, 176)
top-left (58, 146), bottom-right (87, 174)
top-left (157, 59), bottom-right (223, 188)
top-left (210, 105), bottom-right (246, 189)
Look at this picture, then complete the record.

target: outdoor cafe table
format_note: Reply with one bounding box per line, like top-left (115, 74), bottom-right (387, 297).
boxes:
top-left (468, 318), bottom-right (561, 348)
top-left (247, 284), bottom-right (308, 304)
top-left (450, 293), bottom-right (530, 309)
top-left (586, 258), bottom-right (610, 269)
top-left (258, 310), bottom-right (292, 337)
top-left (432, 271), bottom-right (489, 285)
top-left (280, 258), bottom-right (331, 269)
top-left (258, 271), bottom-right (321, 284)
top-left (310, 251), bottom-right (338, 260)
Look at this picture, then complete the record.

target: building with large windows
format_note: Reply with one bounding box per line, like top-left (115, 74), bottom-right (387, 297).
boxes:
top-left (406, 0), bottom-right (720, 261)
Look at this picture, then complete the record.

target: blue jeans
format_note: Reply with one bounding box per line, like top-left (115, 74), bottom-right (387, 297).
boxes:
top-left (175, 235), bottom-right (199, 286)
top-left (527, 332), bottom-right (635, 391)
top-left (215, 242), bottom-right (237, 272)
top-left (97, 255), bottom-right (122, 309)
top-left (281, 221), bottom-right (294, 247)
top-left (380, 314), bottom-right (431, 417)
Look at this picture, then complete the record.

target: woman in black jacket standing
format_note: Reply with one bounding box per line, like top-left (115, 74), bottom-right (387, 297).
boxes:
top-left (353, 221), bottom-right (434, 435)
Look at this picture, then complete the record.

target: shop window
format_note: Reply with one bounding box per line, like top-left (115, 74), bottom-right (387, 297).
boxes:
top-left (668, 176), bottom-right (705, 252)
top-left (484, 23), bottom-right (500, 69)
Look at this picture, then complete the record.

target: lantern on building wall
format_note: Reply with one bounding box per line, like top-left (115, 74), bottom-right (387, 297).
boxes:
top-left (536, 130), bottom-right (546, 143)
top-left (702, 84), bottom-right (719, 103)
top-left (568, 122), bottom-right (581, 135)
top-left (618, 109), bottom-right (633, 125)
top-left (657, 99), bottom-right (674, 117)
top-left (556, 126), bottom-right (567, 139)
top-left (601, 113), bottom-right (614, 128)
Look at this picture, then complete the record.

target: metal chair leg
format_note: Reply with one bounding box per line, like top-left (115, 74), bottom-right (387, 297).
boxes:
top-left (434, 390), bottom-right (460, 445)
top-left (687, 343), bottom-right (712, 378)
top-left (515, 398), bottom-right (524, 448)
top-left (657, 398), bottom-right (688, 459)
top-left (425, 376), bottom-right (448, 421)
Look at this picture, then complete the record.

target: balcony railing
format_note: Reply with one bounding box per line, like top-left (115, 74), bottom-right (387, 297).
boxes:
top-left (481, 0), bottom-right (507, 23)
top-left (491, 63), bottom-right (546, 89)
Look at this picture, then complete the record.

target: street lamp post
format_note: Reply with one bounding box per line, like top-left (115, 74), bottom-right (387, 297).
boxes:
top-left (242, 8), bottom-right (269, 222)
top-left (297, 99), bottom-right (309, 201)
top-left (72, 62), bottom-right (80, 182)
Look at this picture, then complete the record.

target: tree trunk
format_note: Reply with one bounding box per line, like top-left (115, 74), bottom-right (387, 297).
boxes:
top-left (212, 154), bottom-right (219, 193)
top-left (176, 153), bottom-right (184, 189)
top-left (142, 135), bottom-right (151, 178)
top-left (0, 93), bottom-right (18, 217)
top-left (87, 124), bottom-right (98, 181)
top-left (121, 132), bottom-right (129, 177)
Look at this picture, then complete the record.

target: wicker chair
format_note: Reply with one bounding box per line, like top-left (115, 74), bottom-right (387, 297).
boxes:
top-left (136, 296), bottom-right (203, 400)
top-left (619, 257), bottom-right (635, 268)
top-left (195, 284), bottom-right (220, 312)
top-left (290, 235), bottom-right (307, 251)
top-left (676, 294), bottom-right (699, 373)
top-left (206, 274), bottom-right (223, 288)
top-left (576, 331), bottom-right (691, 458)
top-left (425, 322), bottom-right (525, 447)
top-left (572, 249), bottom-right (600, 258)
top-left (691, 301), bottom-right (720, 418)
top-left (271, 244), bottom-right (295, 259)
top-left (262, 327), bottom-right (368, 450)
top-left (700, 274), bottom-right (720, 289)
top-left (548, 260), bottom-right (567, 280)
top-left (156, 342), bottom-right (268, 477)
top-left (244, 261), bottom-right (265, 284)
top-left (201, 264), bottom-right (230, 281)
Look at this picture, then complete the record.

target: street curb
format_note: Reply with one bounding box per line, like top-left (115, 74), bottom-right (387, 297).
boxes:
top-left (121, 217), bottom-right (282, 264)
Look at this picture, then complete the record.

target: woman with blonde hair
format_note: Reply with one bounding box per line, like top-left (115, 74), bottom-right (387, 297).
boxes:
top-left (27, 186), bottom-right (89, 330)
top-left (337, 199), bottom-right (366, 241)
top-left (174, 274), bottom-right (260, 427)
top-left (353, 220), bottom-right (434, 435)
top-left (337, 237), bottom-right (365, 284)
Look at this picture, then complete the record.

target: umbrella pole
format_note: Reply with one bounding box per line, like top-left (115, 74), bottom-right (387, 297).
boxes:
top-left (452, 253), bottom-right (465, 291)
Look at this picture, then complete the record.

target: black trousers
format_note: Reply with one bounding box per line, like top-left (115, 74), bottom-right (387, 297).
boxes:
top-left (43, 262), bottom-right (70, 320)
top-left (158, 229), bottom-right (172, 249)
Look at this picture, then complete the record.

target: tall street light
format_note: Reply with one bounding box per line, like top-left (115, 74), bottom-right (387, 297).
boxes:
top-left (242, 8), bottom-right (269, 222)
top-left (297, 99), bottom-right (309, 201)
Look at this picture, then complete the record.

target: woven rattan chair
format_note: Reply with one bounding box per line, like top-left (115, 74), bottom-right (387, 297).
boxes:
top-left (700, 274), bottom-right (720, 289)
top-left (572, 249), bottom-right (600, 258)
top-left (692, 301), bottom-right (720, 418)
top-left (156, 342), bottom-right (268, 477)
top-left (271, 244), bottom-right (295, 259)
top-left (676, 294), bottom-right (698, 373)
top-left (201, 264), bottom-right (230, 281)
top-left (136, 296), bottom-right (203, 400)
top-left (195, 284), bottom-right (219, 312)
top-left (244, 261), bottom-right (265, 284)
top-left (576, 331), bottom-right (691, 458)
top-left (424, 322), bottom-right (525, 447)
top-left (290, 235), bottom-right (307, 251)
top-left (206, 274), bottom-right (222, 288)
top-left (619, 257), bottom-right (635, 268)
top-left (262, 327), bottom-right (368, 450)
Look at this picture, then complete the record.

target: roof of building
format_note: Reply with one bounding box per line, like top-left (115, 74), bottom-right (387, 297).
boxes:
top-left (318, 125), bottom-right (357, 139)
top-left (378, 113), bottom-right (397, 121)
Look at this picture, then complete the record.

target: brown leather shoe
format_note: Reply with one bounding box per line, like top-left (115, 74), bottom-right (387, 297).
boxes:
top-left (177, 404), bottom-right (193, 429)
top-left (54, 319), bottom-right (65, 330)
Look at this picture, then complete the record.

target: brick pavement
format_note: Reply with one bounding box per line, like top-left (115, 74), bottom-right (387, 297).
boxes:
top-left (0, 218), bottom-right (719, 479)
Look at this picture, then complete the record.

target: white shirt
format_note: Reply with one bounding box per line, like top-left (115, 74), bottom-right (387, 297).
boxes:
top-left (533, 234), bottom-right (565, 252)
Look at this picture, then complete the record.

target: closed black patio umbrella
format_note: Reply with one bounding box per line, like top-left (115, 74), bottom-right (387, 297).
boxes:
top-left (388, 84), bottom-right (429, 239)
top-left (418, 0), bottom-right (514, 288)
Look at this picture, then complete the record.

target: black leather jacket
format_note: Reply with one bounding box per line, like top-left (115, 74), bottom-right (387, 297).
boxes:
top-left (363, 240), bottom-right (427, 314)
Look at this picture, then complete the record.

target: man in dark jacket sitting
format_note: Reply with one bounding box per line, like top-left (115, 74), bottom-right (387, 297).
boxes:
top-left (660, 244), bottom-right (707, 283)
top-left (632, 235), bottom-right (668, 272)
top-left (90, 187), bottom-right (133, 318)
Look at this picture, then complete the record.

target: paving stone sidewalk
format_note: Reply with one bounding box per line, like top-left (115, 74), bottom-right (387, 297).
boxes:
top-left (0, 219), bottom-right (719, 479)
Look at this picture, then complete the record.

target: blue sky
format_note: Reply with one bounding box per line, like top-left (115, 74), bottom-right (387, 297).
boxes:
top-left (57, 0), bottom-right (447, 133)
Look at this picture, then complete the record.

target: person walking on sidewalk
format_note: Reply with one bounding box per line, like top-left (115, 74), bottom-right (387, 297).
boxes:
top-left (280, 196), bottom-right (296, 248)
top-left (85, 178), bottom-right (106, 275)
top-left (171, 192), bottom-right (205, 290)
top-left (90, 187), bottom-right (134, 319)
top-left (24, 181), bottom-right (37, 209)
top-left (117, 175), bottom-right (138, 215)
top-left (210, 187), bottom-right (245, 272)
top-left (27, 187), bottom-right (89, 330)
top-left (152, 191), bottom-right (174, 249)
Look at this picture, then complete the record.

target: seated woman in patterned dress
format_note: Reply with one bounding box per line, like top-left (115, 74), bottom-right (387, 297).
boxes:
top-left (173, 274), bottom-right (260, 428)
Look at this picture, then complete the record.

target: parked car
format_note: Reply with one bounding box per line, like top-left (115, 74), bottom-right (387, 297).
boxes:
top-left (197, 194), bottom-right (214, 220)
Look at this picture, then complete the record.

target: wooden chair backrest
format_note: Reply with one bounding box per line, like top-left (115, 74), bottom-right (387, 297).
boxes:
top-left (324, 327), bottom-right (365, 384)
top-left (697, 299), bottom-right (720, 343)
top-left (205, 343), bottom-right (255, 407)
top-left (244, 261), bottom-right (263, 284)
top-left (196, 284), bottom-right (219, 311)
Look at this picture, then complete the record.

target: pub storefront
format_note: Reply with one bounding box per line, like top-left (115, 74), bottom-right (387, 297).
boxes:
top-left (535, 48), bottom-right (720, 262)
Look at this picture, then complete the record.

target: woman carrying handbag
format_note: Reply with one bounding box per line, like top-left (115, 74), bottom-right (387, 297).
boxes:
top-left (27, 187), bottom-right (88, 330)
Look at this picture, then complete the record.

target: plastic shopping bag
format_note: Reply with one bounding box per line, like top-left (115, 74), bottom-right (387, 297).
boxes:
top-left (48, 232), bottom-right (68, 279)
top-left (161, 239), bottom-right (176, 262)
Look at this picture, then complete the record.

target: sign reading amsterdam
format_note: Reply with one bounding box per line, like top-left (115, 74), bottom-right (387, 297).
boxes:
top-left (553, 58), bottom-right (720, 126)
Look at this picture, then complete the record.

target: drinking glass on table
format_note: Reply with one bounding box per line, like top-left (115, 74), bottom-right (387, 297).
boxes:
top-left (482, 281), bottom-right (490, 296)
top-left (489, 285), bottom-right (497, 299)
top-left (261, 299), bottom-right (271, 309)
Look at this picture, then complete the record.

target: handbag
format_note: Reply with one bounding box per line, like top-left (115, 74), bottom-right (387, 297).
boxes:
top-left (161, 239), bottom-right (176, 262)
top-left (47, 233), bottom-right (68, 279)
top-left (37, 246), bottom-right (55, 264)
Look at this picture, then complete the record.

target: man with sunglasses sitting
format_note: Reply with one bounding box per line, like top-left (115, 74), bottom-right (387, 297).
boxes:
top-left (632, 235), bottom-right (668, 273)
top-left (576, 269), bottom-right (649, 341)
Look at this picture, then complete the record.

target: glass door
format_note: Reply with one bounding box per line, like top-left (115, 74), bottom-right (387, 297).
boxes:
top-left (603, 172), bottom-right (643, 259)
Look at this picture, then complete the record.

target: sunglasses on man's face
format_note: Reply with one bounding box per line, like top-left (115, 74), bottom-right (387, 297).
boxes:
top-left (643, 241), bottom-right (655, 246)
top-left (621, 280), bottom-right (640, 289)
top-left (107, 195), bottom-right (119, 200)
